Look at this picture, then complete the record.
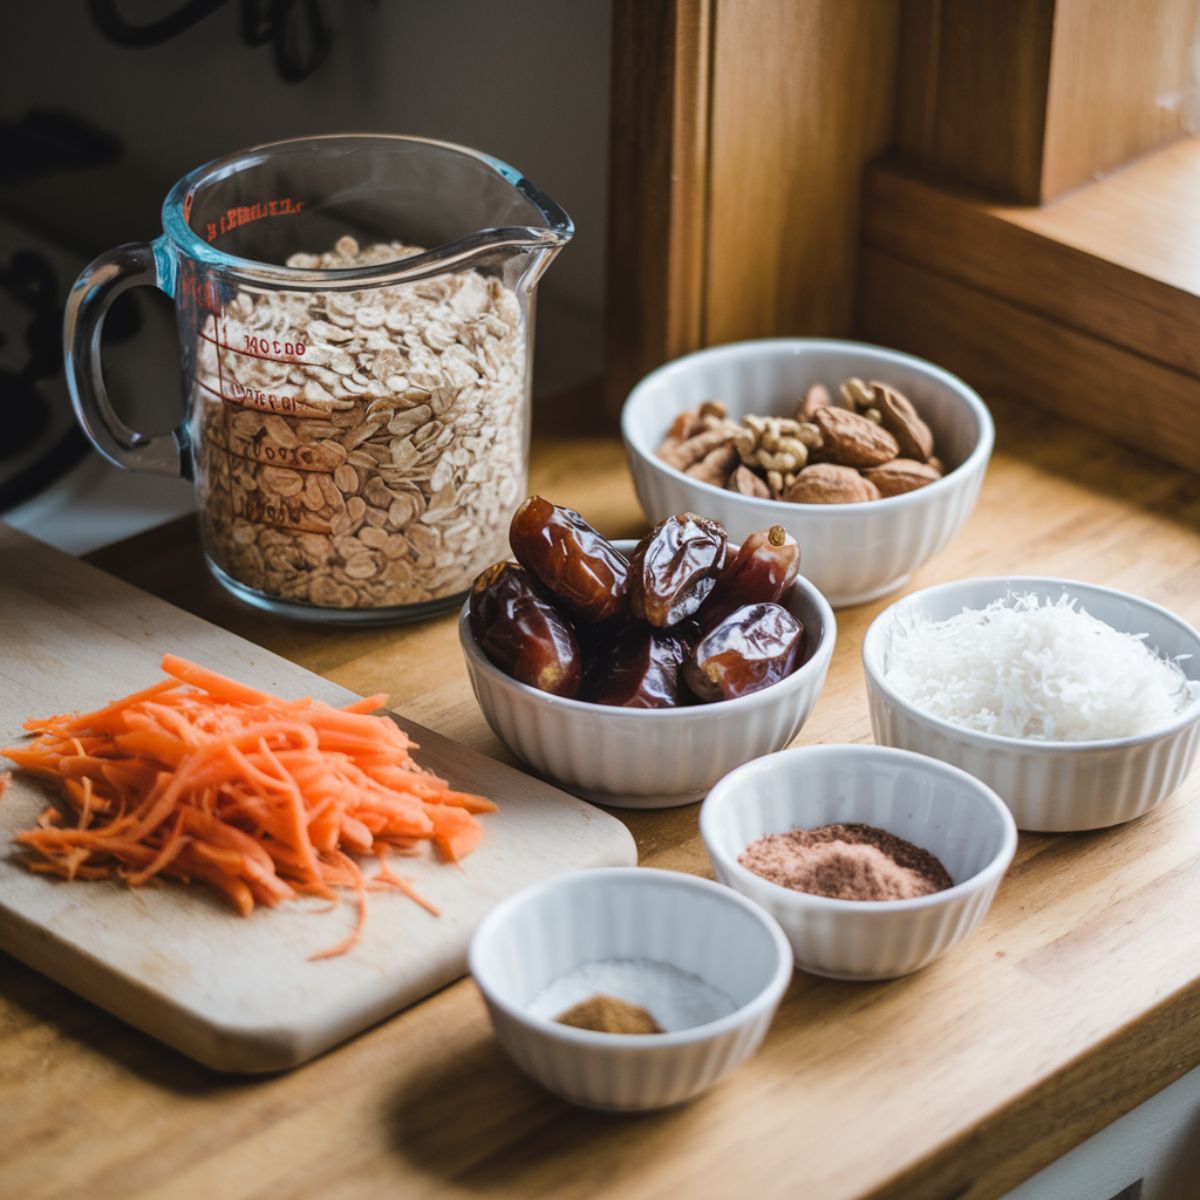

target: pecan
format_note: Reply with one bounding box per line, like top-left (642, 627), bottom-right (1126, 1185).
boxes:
top-left (784, 464), bottom-right (881, 504)
top-left (872, 383), bottom-right (934, 461)
top-left (659, 424), bottom-right (741, 472)
top-left (685, 442), bottom-right (739, 487)
top-left (664, 400), bottom-right (728, 445)
top-left (797, 383), bottom-right (832, 423)
top-left (665, 408), bottom-right (706, 442)
top-left (862, 458), bottom-right (942, 497)
top-left (728, 464), bottom-right (771, 497)
top-left (813, 406), bottom-right (899, 468)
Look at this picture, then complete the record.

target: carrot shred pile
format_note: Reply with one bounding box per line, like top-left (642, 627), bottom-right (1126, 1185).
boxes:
top-left (0, 655), bottom-right (495, 958)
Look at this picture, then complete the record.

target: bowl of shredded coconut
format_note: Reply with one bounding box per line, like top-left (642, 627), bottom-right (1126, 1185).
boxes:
top-left (862, 578), bottom-right (1200, 830)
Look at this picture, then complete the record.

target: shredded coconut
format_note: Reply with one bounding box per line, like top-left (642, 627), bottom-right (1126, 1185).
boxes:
top-left (882, 592), bottom-right (1198, 741)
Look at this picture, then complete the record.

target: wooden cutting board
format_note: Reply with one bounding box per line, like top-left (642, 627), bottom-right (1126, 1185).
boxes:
top-left (0, 525), bottom-right (636, 1073)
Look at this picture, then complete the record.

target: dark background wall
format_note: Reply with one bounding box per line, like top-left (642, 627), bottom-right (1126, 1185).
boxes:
top-left (3, 0), bottom-right (611, 396)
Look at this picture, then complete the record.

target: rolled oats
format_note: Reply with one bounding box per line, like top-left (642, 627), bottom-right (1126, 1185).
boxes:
top-left (194, 238), bottom-right (527, 610)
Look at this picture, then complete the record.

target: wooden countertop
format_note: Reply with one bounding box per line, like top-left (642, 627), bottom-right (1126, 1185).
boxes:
top-left (3, 392), bottom-right (1199, 1200)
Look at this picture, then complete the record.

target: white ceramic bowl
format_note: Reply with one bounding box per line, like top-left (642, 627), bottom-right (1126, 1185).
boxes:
top-left (701, 745), bottom-right (1017, 980)
top-left (621, 338), bottom-right (993, 607)
top-left (862, 577), bottom-right (1200, 832)
top-left (469, 867), bottom-right (792, 1111)
top-left (460, 541), bottom-right (836, 808)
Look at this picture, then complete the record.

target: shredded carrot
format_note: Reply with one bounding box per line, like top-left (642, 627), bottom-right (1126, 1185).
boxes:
top-left (1, 657), bottom-right (495, 958)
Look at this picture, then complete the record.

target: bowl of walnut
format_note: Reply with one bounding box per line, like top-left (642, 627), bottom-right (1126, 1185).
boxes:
top-left (621, 339), bottom-right (994, 607)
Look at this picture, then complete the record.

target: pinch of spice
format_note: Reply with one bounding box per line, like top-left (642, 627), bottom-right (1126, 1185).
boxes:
top-left (739, 822), bottom-right (953, 901)
top-left (529, 959), bottom-right (736, 1033)
top-left (555, 994), bottom-right (663, 1035)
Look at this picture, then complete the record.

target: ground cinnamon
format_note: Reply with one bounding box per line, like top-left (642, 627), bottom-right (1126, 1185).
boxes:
top-left (739, 822), bottom-right (952, 901)
top-left (554, 993), bottom-right (663, 1034)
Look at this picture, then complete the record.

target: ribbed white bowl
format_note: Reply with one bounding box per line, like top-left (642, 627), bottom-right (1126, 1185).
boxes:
top-left (621, 339), bottom-right (993, 607)
top-left (460, 542), bottom-right (836, 808)
top-left (863, 577), bottom-right (1200, 832)
top-left (701, 745), bottom-right (1017, 980)
top-left (469, 867), bottom-right (793, 1111)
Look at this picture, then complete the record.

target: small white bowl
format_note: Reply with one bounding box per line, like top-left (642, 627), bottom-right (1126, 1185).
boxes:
top-left (862, 577), bottom-right (1200, 832)
top-left (460, 541), bottom-right (836, 808)
top-left (701, 744), bottom-right (1017, 980)
top-left (621, 338), bottom-right (993, 607)
top-left (469, 867), bottom-right (793, 1111)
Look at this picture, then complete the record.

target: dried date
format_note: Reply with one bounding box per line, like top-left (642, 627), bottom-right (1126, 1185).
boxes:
top-left (698, 524), bottom-right (800, 630)
top-left (469, 561), bottom-right (582, 697)
top-left (586, 624), bottom-right (689, 708)
top-left (628, 513), bottom-right (727, 628)
top-left (683, 602), bottom-right (804, 702)
top-left (509, 496), bottom-right (630, 624)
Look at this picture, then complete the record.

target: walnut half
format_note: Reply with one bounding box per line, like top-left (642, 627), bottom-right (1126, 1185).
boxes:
top-left (735, 414), bottom-right (821, 475)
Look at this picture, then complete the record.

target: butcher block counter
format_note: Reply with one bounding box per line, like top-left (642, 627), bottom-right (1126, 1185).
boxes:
top-left (2, 390), bottom-right (1199, 1200)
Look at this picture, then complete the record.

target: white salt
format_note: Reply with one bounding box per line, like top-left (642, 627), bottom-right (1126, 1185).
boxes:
top-left (883, 592), bottom-right (1198, 742)
top-left (527, 959), bottom-right (736, 1032)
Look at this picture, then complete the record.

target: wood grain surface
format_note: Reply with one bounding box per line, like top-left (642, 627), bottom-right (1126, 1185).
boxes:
top-left (895, 0), bottom-right (1197, 203)
top-left (895, 0), bottom-right (1055, 202)
top-left (702, 0), bottom-right (898, 346)
top-left (604, 0), bottom-right (713, 413)
top-left (3, 401), bottom-right (1200, 1199)
top-left (857, 246), bottom-right (1200, 473)
top-left (604, 0), bottom-right (898, 409)
top-left (862, 150), bottom-right (1200, 380)
top-left (1039, 0), bottom-right (1199, 200)
top-left (0, 527), bottom-right (635, 1072)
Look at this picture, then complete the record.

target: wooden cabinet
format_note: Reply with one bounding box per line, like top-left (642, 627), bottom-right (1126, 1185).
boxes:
top-left (606, 0), bottom-right (1200, 468)
top-left (605, 0), bottom-right (898, 410)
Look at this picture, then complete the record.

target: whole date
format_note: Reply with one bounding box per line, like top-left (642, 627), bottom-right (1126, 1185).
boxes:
top-left (509, 496), bottom-right (630, 624)
top-left (586, 624), bottom-right (690, 708)
top-left (699, 524), bottom-right (800, 630)
top-left (629, 512), bottom-right (727, 627)
top-left (683, 602), bottom-right (804, 702)
top-left (469, 561), bottom-right (582, 697)
top-left (470, 500), bottom-right (807, 705)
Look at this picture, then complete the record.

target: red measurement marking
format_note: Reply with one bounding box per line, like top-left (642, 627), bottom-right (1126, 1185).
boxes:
top-left (196, 378), bottom-right (236, 404)
top-left (237, 448), bottom-right (330, 474)
top-left (205, 196), bottom-right (305, 243)
top-left (230, 489), bottom-right (329, 535)
top-left (196, 377), bottom-right (310, 416)
top-left (198, 329), bottom-right (306, 367)
top-left (244, 334), bottom-right (306, 358)
top-left (214, 322), bottom-right (227, 402)
top-left (211, 434), bottom-right (336, 475)
top-left (215, 321), bottom-right (230, 484)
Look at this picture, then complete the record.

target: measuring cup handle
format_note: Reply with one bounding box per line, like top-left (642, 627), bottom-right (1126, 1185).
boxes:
top-left (63, 240), bottom-right (190, 478)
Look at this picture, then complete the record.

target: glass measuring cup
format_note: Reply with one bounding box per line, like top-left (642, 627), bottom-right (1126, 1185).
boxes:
top-left (64, 134), bottom-right (572, 623)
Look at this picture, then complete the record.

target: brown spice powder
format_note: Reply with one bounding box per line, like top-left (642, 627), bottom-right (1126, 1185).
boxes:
top-left (738, 822), bottom-right (953, 901)
top-left (554, 993), bottom-right (663, 1034)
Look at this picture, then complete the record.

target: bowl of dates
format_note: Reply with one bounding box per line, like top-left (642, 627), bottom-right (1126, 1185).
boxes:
top-left (460, 497), bottom-right (836, 808)
top-left (621, 338), bottom-right (993, 607)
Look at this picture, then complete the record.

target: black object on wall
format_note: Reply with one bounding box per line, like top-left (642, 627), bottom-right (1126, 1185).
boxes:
top-left (88, 0), bottom-right (333, 83)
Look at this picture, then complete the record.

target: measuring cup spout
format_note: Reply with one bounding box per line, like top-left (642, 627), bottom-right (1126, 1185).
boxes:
top-left (440, 156), bottom-right (573, 290)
